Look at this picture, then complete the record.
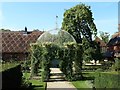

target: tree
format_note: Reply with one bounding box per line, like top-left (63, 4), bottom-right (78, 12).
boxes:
top-left (33, 29), bottom-right (40, 31)
top-left (99, 31), bottom-right (110, 43)
top-left (62, 4), bottom-right (100, 63)
top-left (82, 37), bottom-right (102, 63)
top-left (0, 29), bottom-right (11, 31)
top-left (62, 4), bottom-right (97, 44)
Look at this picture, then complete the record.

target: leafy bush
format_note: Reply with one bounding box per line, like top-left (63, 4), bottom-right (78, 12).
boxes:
top-left (21, 60), bottom-right (31, 73)
top-left (2, 64), bottom-right (22, 89)
top-left (111, 58), bottom-right (120, 71)
top-left (100, 61), bottom-right (113, 71)
top-left (21, 76), bottom-right (32, 88)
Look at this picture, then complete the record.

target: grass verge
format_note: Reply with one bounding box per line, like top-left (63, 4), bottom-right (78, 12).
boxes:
top-left (23, 72), bottom-right (46, 90)
top-left (72, 80), bottom-right (93, 90)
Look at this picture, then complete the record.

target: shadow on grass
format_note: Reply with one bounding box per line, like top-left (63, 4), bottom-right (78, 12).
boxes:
top-left (83, 76), bottom-right (95, 80)
top-left (32, 85), bottom-right (43, 87)
top-left (82, 72), bottom-right (96, 80)
top-left (47, 79), bottom-right (66, 82)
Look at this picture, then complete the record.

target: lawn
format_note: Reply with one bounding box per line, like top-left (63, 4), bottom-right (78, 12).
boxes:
top-left (0, 62), bottom-right (19, 72)
top-left (72, 72), bottom-right (96, 90)
top-left (72, 80), bottom-right (93, 90)
top-left (23, 72), bottom-right (46, 90)
top-left (29, 79), bottom-right (46, 90)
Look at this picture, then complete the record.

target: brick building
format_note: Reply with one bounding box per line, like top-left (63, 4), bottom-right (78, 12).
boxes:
top-left (106, 24), bottom-right (120, 58)
top-left (95, 36), bottom-right (107, 53)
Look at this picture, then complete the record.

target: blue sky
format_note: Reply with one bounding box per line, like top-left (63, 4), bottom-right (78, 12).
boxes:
top-left (0, 2), bottom-right (118, 36)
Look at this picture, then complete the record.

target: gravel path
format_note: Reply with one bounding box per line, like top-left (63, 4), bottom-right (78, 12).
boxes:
top-left (47, 68), bottom-right (77, 90)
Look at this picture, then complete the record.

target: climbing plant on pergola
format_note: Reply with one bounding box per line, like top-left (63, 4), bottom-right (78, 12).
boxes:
top-left (30, 30), bottom-right (83, 81)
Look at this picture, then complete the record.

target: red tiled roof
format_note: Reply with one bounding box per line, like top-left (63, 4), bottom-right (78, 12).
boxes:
top-left (2, 31), bottom-right (43, 53)
top-left (108, 31), bottom-right (120, 46)
top-left (112, 32), bottom-right (120, 38)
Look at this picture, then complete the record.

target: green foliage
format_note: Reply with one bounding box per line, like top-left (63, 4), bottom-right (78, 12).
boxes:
top-left (22, 72), bottom-right (46, 89)
top-left (62, 3), bottom-right (97, 43)
top-left (30, 43), bottom-right (45, 77)
top-left (72, 80), bottom-right (93, 89)
top-left (91, 41), bottom-right (102, 61)
top-left (58, 42), bottom-right (83, 81)
top-left (62, 3), bottom-right (101, 63)
top-left (101, 61), bottom-right (113, 71)
top-left (73, 44), bottom-right (83, 80)
top-left (94, 72), bottom-right (120, 89)
top-left (82, 65), bottom-right (102, 71)
top-left (2, 64), bottom-right (22, 89)
top-left (1, 62), bottom-right (19, 72)
top-left (99, 31), bottom-right (110, 43)
top-left (21, 60), bottom-right (31, 73)
top-left (30, 42), bottom-right (83, 81)
top-left (82, 37), bottom-right (102, 63)
top-left (82, 38), bottom-right (93, 61)
top-left (21, 76), bottom-right (32, 88)
top-left (112, 58), bottom-right (120, 71)
top-left (0, 28), bottom-right (11, 31)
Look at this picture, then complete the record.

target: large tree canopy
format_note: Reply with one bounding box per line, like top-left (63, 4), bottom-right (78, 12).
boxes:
top-left (62, 4), bottom-right (97, 44)
top-left (62, 4), bottom-right (103, 62)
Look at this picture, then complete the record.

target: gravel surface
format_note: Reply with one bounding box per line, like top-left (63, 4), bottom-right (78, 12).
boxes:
top-left (47, 68), bottom-right (77, 90)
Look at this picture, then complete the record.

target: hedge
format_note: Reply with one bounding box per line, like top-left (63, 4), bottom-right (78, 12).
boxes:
top-left (94, 72), bottom-right (120, 89)
top-left (1, 64), bottom-right (22, 89)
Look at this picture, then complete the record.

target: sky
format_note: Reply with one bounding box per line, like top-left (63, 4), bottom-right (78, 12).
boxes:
top-left (0, 2), bottom-right (119, 36)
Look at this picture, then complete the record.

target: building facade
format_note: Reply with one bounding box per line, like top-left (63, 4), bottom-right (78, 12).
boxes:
top-left (106, 24), bottom-right (120, 58)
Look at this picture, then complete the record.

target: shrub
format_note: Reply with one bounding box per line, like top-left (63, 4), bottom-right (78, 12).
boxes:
top-left (111, 58), bottom-right (120, 71)
top-left (21, 60), bottom-right (31, 73)
top-left (2, 64), bottom-right (22, 89)
top-left (101, 61), bottom-right (113, 71)
top-left (21, 77), bottom-right (32, 88)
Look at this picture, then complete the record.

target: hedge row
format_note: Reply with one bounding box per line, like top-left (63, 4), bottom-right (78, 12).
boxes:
top-left (94, 72), bottom-right (120, 89)
top-left (1, 64), bottom-right (22, 89)
top-left (82, 65), bottom-right (102, 71)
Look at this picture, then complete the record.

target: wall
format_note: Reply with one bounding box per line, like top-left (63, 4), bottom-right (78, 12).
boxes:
top-left (2, 53), bottom-right (28, 61)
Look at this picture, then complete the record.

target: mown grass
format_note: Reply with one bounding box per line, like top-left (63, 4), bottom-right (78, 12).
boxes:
top-left (73, 71), bottom-right (120, 90)
top-left (29, 80), bottom-right (46, 90)
top-left (72, 72), bottom-right (95, 89)
top-left (23, 72), bottom-right (31, 79)
top-left (23, 72), bottom-right (46, 90)
top-left (0, 62), bottom-right (19, 72)
top-left (72, 80), bottom-right (93, 90)
top-left (82, 72), bottom-right (96, 77)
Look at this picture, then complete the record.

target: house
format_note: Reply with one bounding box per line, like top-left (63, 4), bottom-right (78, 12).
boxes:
top-left (2, 30), bottom-right (43, 61)
top-left (105, 24), bottom-right (120, 59)
top-left (94, 36), bottom-right (107, 53)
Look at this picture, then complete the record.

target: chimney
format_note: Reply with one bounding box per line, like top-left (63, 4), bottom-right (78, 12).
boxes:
top-left (23, 26), bottom-right (28, 35)
top-left (25, 26), bottom-right (27, 32)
